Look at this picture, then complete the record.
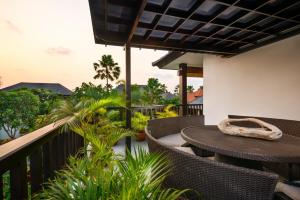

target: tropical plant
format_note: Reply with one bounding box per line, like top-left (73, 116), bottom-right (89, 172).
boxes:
top-left (175, 85), bottom-right (194, 94)
top-left (73, 82), bottom-right (109, 100)
top-left (156, 105), bottom-right (178, 119)
top-left (0, 90), bottom-right (40, 138)
top-left (174, 84), bottom-right (179, 96)
top-left (187, 85), bottom-right (194, 93)
top-left (144, 78), bottom-right (167, 105)
top-left (50, 97), bottom-right (124, 132)
top-left (131, 112), bottom-right (150, 141)
top-left (35, 147), bottom-right (187, 200)
top-left (132, 112), bottom-right (150, 132)
top-left (93, 55), bottom-right (120, 92)
top-left (132, 84), bottom-right (146, 105)
top-left (35, 103), bottom-right (188, 200)
top-left (107, 110), bottom-right (122, 122)
top-left (161, 97), bottom-right (179, 106)
top-left (30, 88), bottom-right (59, 115)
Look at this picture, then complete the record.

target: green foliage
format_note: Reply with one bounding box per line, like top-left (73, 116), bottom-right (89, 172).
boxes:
top-left (132, 112), bottom-right (150, 132)
top-left (93, 55), bottom-right (120, 91)
top-left (156, 105), bottom-right (178, 119)
top-left (187, 85), bottom-right (194, 93)
top-left (31, 88), bottom-right (59, 115)
top-left (2, 172), bottom-right (10, 199)
top-left (72, 120), bottom-right (133, 159)
top-left (174, 84), bottom-right (179, 95)
top-left (74, 82), bottom-right (109, 100)
top-left (35, 95), bottom-right (188, 199)
top-left (35, 147), bottom-right (187, 200)
top-left (50, 97), bottom-right (124, 132)
top-left (131, 84), bottom-right (145, 105)
top-left (144, 78), bottom-right (167, 105)
top-left (0, 90), bottom-right (40, 138)
top-left (161, 96), bottom-right (180, 105)
top-left (107, 110), bottom-right (121, 121)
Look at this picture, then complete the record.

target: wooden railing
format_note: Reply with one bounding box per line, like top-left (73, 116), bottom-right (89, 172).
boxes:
top-left (0, 119), bottom-right (84, 200)
top-left (0, 104), bottom-right (202, 199)
top-left (108, 104), bottom-right (203, 119)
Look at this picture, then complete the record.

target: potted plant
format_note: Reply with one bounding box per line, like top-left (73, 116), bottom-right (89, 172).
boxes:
top-left (156, 105), bottom-right (178, 118)
top-left (132, 112), bottom-right (150, 141)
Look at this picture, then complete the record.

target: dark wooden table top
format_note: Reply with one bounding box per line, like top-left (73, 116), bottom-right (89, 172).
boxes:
top-left (181, 126), bottom-right (300, 163)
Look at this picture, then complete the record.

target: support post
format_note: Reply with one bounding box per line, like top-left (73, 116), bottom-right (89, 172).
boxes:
top-left (125, 43), bottom-right (131, 153)
top-left (179, 63), bottom-right (187, 116)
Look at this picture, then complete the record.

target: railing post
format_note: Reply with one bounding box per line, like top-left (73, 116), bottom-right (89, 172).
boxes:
top-left (10, 158), bottom-right (27, 200)
top-left (30, 147), bottom-right (43, 194)
top-left (125, 43), bottom-right (132, 153)
top-left (42, 141), bottom-right (54, 181)
top-left (179, 63), bottom-right (187, 116)
top-left (0, 174), bottom-right (3, 200)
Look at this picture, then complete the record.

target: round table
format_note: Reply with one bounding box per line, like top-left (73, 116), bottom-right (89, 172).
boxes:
top-left (181, 126), bottom-right (300, 169)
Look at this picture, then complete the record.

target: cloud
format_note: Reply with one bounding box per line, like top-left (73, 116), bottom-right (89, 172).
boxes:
top-left (3, 20), bottom-right (22, 34)
top-left (45, 47), bottom-right (72, 56)
top-left (151, 72), bottom-right (174, 80)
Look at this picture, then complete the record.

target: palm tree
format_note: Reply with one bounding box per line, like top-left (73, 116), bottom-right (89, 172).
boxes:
top-left (93, 55), bottom-right (120, 92)
top-left (187, 85), bottom-right (194, 93)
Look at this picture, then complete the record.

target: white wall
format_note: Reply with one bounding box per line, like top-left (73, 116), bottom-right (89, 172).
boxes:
top-left (203, 35), bottom-right (300, 125)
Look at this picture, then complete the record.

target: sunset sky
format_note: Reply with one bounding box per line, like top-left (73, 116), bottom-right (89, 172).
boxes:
top-left (0, 0), bottom-right (203, 91)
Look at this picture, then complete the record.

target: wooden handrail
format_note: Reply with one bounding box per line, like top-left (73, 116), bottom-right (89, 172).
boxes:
top-left (0, 118), bottom-right (67, 163)
top-left (0, 118), bottom-right (84, 199)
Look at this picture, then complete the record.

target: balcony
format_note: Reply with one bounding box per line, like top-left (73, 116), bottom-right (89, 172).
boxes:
top-left (1, 0), bottom-right (300, 199)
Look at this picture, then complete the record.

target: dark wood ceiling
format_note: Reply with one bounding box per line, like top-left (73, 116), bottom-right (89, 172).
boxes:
top-left (89, 0), bottom-right (300, 56)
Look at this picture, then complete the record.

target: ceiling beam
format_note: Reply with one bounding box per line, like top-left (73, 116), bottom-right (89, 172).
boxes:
top-left (145, 0), bottom-right (172, 40)
top-left (127, 0), bottom-right (148, 43)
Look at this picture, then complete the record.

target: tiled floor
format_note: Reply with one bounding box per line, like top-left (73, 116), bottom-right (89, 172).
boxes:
top-left (113, 137), bottom-right (149, 156)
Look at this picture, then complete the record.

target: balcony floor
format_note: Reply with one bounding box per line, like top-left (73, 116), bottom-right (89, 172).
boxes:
top-left (113, 137), bottom-right (148, 156)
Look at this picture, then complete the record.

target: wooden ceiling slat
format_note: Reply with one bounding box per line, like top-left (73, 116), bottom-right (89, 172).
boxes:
top-left (144, 9), bottom-right (274, 36)
top-left (89, 0), bottom-right (300, 56)
top-left (209, 0), bottom-right (271, 46)
top-left (215, 0), bottom-right (300, 24)
top-left (163, 0), bottom-right (204, 42)
top-left (220, 1), bottom-right (300, 48)
top-left (145, 0), bottom-right (172, 41)
top-left (196, 0), bottom-right (242, 45)
top-left (127, 0), bottom-right (148, 43)
top-left (137, 25), bottom-right (249, 44)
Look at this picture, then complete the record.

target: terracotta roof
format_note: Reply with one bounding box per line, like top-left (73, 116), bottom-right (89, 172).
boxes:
top-left (0, 82), bottom-right (73, 96)
top-left (187, 89), bottom-right (203, 103)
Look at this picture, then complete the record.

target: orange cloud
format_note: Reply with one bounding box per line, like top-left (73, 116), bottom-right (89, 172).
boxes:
top-left (45, 47), bottom-right (72, 56)
top-left (4, 20), bottom-right (22, 34)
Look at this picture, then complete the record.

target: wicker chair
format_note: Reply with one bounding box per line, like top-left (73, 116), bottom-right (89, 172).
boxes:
top-left (147, 116), bottom-right (214, 157)
top-left (146, 117), bottom-right (279, 200)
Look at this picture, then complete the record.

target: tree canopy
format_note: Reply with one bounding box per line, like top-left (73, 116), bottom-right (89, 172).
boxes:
top-left (74, 82), bottom-right (109, 100)
top-left (143, 78), bottom-right (167, 105)
top-left (0, 90), bottom-right (40, 138)
top-left (93, 55), bottom-right (120, 91)
top-left (187, 85), bottom-right (194, 93)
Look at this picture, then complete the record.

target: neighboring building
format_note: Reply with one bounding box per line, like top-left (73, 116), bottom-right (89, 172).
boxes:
top-left (187, 88), bottom-right (203, 105)
top-left (0, 82), bottom-right (73, 96)
top-left (162, 92), bottom-right (177, 101)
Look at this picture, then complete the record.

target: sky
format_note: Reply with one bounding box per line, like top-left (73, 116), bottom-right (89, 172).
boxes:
top-left (0, 0), bottom-right (203, 92)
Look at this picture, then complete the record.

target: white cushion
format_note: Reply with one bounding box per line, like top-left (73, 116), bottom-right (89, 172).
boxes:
top-left (158, 133), bottom-right (186, 147)
top-left (207, 156), bottom-right (215, 161)
top-left (275, 182), bottom-right (300, 200)
top-left (175, 147), bottom-right (195, 155)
